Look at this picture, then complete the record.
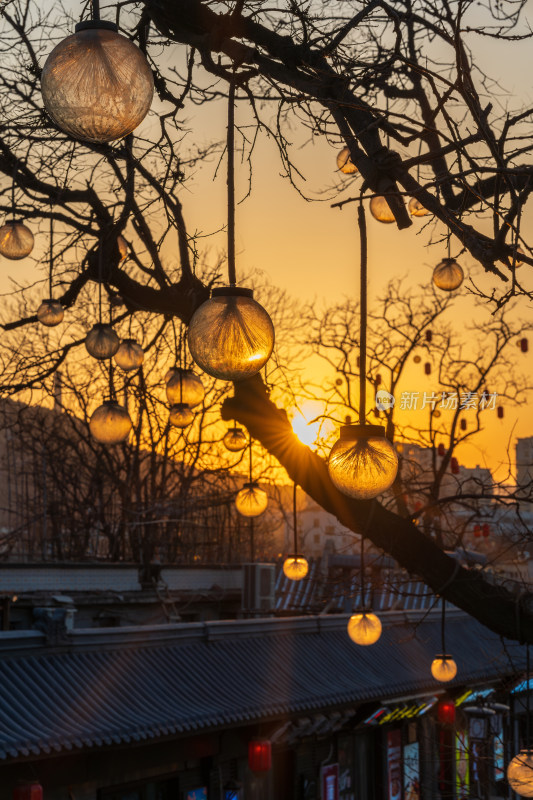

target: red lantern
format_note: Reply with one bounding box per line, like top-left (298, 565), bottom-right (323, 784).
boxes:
top-left (437, 443), bottom-right (445, 457)
top-left (460, 419), bottom-right (467, 431)
top-left (482, 523), bottom-right (490, 538)
top-left (414, 501), bottom-right (422, 511)
top-left (425, 330), bottom-right (433, 343)
top-left (438, 700), bottom-right (456, 725)
top-left (474, 524), bottom-right (481, 538)
top-left (497, 406), bottom-right (504, 419)
top-left (451, 457), bottom-right (459, 475)
top-left (424, 362), bottom-right (431, 375)
top-left (248, 740), bottom-right (272, 772)
top-left (520, 337), bottom-right (528, 353)
top-left (13, 784), bottom-right (43, 800)
top-left (375, 374), bottom-right (382, 386)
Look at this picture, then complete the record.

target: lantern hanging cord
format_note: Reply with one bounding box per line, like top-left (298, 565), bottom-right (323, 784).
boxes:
top-left (178, 327), bottom-right (183, 404)
top-left (98, 239), bottom-right (103, 324)
top-left (360, 527), bottom-right (365, 609)
top-left (226, 73), bottom-right (236, 287)
top-left (358, 201), bottom-right (368, 424)
top-left (293, 482), bottom-right (298, 553)
top-left (48, 204), bottom-right (54, 297)
top-left (108, 359), bottom-right (115, 401)
top-left (248, 436), bottom-right (253, 483)
top-left (441, 597), bottom-right (446, 653)
top-left (11, 164), bottom-right (16, 221)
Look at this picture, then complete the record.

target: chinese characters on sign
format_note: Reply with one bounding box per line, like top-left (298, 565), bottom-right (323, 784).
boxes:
top-left (398, 391), bottom-right (498, 411)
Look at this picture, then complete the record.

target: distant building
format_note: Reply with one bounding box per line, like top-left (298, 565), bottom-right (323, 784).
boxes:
top-left (516, 435), bottom-right (533, 497)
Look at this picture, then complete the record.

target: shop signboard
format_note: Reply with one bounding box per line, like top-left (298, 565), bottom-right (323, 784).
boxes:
top-left (403, 741), bottom-right (420, 800)
top-left (321, 763), bottom-right (339, 800)
top-left (455, 732), bottom-right (470, 799)
top-left (387, 730), bottom-right (402, 800)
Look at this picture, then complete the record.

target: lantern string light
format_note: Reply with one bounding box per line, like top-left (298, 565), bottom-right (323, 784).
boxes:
top-left (358, 201), bottom-right (367, 424)
top-left (48, 203), bottom-right (54, 297)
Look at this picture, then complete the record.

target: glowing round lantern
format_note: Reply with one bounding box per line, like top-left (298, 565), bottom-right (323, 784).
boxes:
top-left (431, 654), bottom-right (457, 682)
top-left (85, 323), bottom-right (120, 360)
top-left (117, 235), bottom-right (128, 261)
top-left (37, 298), bottom-right (64, 327)
top-left (188, 287), bottom-right (274, 382)
top-left (283, 554), bottom-right (309, 581)
top-left (166, 368), bottom-right (205, 407)
top-left (223, 426), bottom-right (248, 452)
top-left (114, 339), bottom-right (144, 371)
top-left (41, 21), bottom-right (154, 143)
top-left (235, 481), bottom-right (268, 517)
top-left (408, 196), bottom-right (430, 217)
top-left (433, 409), bottom-right (441, 418)
top-left (169, 403), bottom-right (194, 428)
top-left (432, 258), bottom-right (464, 291)
top-left (347, 612), bottom-right (382, 646)
top-left (369, 195), bottom-right (396, 223)
top-left (437, 700), bottom-right (456, 724)
top-left (0, 221), bottom-right (34, 260)
top-left (336, 146), bottom-right (358, 175)
top-left (328, 424), bottom-right (398, 500)
top-left (248, 740), bottom-right (272, 772)
top-left (507, 750), bottom-right (533, 797)
top-left (90, 400), bottom-right (132, 444)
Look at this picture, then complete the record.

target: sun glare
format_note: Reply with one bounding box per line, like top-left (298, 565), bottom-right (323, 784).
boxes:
top-left (291, 406), bottom-right (321, 447)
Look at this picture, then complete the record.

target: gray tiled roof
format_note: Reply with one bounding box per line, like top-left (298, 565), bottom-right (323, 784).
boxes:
top-left (0, 613), bottom-right (525, 761)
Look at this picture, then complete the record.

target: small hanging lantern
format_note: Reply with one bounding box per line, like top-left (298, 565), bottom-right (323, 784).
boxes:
top-left (188, 287), bottom-right (274, 382)
top-left (166, 367), bottom-right (205, 407)
top-left (451, 457), bottom-right (460, 475)
top-left (37, 299), bottom-right (64, 327)
top-left (13, 783), bottom-right (43, 800)
top-left (223, 426), bottom-right (248, 452)
top-left (432, 258), bottom-right (464, 291)
top-left (283, 482), bottom-right (309, 581)
top-left (431, 654), bottom-right (457, 682)
top-left (369, 195), bottom-right (396, 224)
top-left (85, 323), bottom-right (120, 360)
top-left (437, 700), bottom-right (456, 725)
top-left (169, 403), bottom-right (194, 428)
top-left (507, 751), bottom-right (533, 797)
top-left (497, 405), bottom-right (504, 419)
top-left (520, 337), bottom-right (529, 353)
top-left (433, 409), bottom-right (441, 418)
top-left (90, 400), bottom-right (132, 444)
top-left (336, 146), bottom-right (358, 175)
top-left (482, 523), bottom-right (490, 538)
top-left (474, 524), bottom-right (481, 538)
top-left (0, 221), bottom-right (34, 260)
top-left (283, 555), bottom-right (309, 581)
top-left (413, 355), bottom-right (421, 364)
top-left (248, 740), bottom-right (272, 772)
top-left (460, 419), bottom-right (467, 431)
top-left (347, 612), bottom-right (382, 646)
top-left (328, 424), bottom-right (398, 500)
top-left (437, 443), bottom-right (445, 457)
top-left (114, 339), bottom-right (144, 371)
top-left (375, 373), bottom-right (382, 386)
top-left (41, 17), bottom-right (154, 143)
top-left (424, 362), bottom-right (431, 375)
top-left (235, 481), bottom-right (268, 517)
top-left (408, 196), bottom-right (430, 217)
top-left (117, 235), bottom-right (128, 261)
top-left (425, 330), bottom-right (433, 343)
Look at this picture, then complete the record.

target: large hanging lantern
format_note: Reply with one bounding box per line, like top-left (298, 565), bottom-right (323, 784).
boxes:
top-left (347, 612), bottom-right (382, 646)
top-left (114, 339), bottom-right (144, 371)
top-left (0, 221), bottom-right (34, 260)
top-left (85, 323), bottom-right (120, 360)
top-left (13, 783), bottom-right (43, 800)
top-left (166, 367), bottom-right (205, 407)
top-left (283, 554), bottom-right (309, 581)
top-left (328, 424), bottom-right (398, 499)
top-left (90, 400), bottom-right (132, 444)
top-left (336, 146), bottom-right (358, 175)
top-left (37, 298), bottom-right (64, 327)
top-left (369, 196), bottom-right (396, 224)
top-left (188, 287), bottom-right (274, 382)
top-left (41, 20), bottom-right (154, 144)
top-left (408, 197), bottom-right (430, 217)
top-left (508, 751), bottom-right (533, 797)
top-left (169, 403), bottom-right (194, 428)
top-left (223, 426), bottom-right (248, 452)
top-left (437, 700), bottom-right (456, 725)
top-left (432, 258), bottom-right (464, 291)
top-left (431, 654), bottom-right (457, 682)
top-left (235, 481), bottom-right (268, 517)
top-left (248, 741), bottom-right (272, 772)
